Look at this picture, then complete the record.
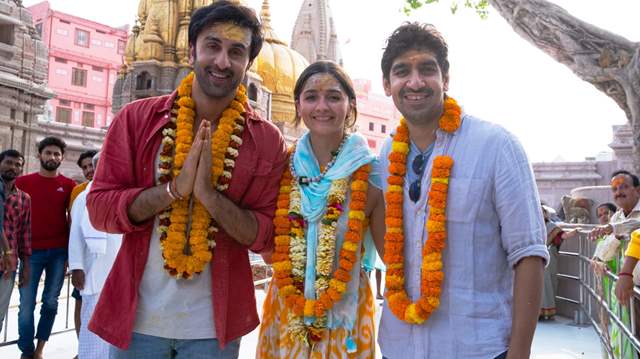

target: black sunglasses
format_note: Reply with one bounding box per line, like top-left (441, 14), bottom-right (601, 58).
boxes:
top-left (409, 154), bottom-right (427, 202)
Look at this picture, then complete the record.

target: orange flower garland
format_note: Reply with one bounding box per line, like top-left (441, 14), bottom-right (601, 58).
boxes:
top-left (156, 72), bottom-right (247, 279)
top-left (272, 159), bottom-right (371, 344)
top-left (384, 97), bottom-right (461, 324)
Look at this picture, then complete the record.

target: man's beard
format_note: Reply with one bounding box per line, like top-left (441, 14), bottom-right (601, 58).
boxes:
top-left (0, 171), bottom-right (16, 182)
top-left (41, 159), bottom-right (61, 171)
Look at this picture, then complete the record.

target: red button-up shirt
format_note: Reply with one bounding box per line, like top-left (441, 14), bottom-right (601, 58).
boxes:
top-left (87, 92), bottom-right (287, 349)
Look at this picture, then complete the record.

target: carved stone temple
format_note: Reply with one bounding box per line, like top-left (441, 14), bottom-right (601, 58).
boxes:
top-left (112, 0), bottom-right (310, 139)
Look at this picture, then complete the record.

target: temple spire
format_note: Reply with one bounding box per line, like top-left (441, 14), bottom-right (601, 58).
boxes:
top-left (261, 0), bottom-right (286, 45)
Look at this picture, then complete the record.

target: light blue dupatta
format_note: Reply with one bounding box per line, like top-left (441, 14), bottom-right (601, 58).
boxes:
top-left (292, 132), bottom-right (374, 318)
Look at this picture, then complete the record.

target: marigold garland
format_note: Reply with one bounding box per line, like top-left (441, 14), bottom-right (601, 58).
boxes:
top-left (384, 96), bottom-right (461, 324)
top-left (156, 72), bottom-right (247, 279)
top-left (272, 154), bottom-right (371, 344)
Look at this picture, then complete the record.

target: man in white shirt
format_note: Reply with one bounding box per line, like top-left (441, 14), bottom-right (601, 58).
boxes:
top-left (68, 152), bottom-right (122, 358)
top-left (375, 23), bottom-right (549, 359)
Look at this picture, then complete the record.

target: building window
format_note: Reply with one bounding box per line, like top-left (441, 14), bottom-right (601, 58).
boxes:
top-left (56, 107), bottom-right (72, 123)
top-left (136, 71), bottom-right (153, 90)
top-left (59, 99), bottom-right (71, 106)
top-left (92, 66), bottom-right (104, 72)
top-left (248, 83), bottom-right (258, 101)
top-left (59, 19), bottom-right (71, 25)
top-left (82, 111), bottom-right (95, 127)
top-left (72, 68), bottom-right (87, 87)
top-left (75, 29), bottom-right (90, 47)
top-left (381, 124), bottom-right (386, 134)
top-left (10, 108), bottom-right (15, 119)
top-left (368, 122), bottom-right (374, 131)
top-left (0, 24), bottom-right (15, 45)
top-left (54, 57), bottom-right (67, 63)
top-left (84, 103), bottom-right (95, 110)
top-left (117, 39), bottom-right (126, 55)
top-left (35, 23), bottom-right (43, 37)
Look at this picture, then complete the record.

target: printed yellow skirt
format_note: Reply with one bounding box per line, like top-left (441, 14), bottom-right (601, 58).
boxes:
top-left (257, 270), bottom-right (375, 358)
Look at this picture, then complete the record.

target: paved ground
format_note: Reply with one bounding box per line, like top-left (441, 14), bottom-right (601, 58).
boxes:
top-left (0, 279), bottom-right (603, 358)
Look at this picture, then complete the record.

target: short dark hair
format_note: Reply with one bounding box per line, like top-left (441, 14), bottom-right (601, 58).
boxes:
top-left (611, 170), bottom-right (640, 187)
top-left (37, 136), bottom-right (66, 154)
top-left (597, 202), bottom-right (617, 213)
top-left (0, 149), bottom-right (24, 164)
top-left (77, 150), bottom-right (98, 167)
top-left (189, 1), bottom-right (264, 63)
top-left (293, 60), bottom-right (358, 130)
top-left (381, 22), bottom-right (449, 81)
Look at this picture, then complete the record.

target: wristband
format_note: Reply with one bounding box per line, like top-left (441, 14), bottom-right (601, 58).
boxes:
top-left (618, 272), bottom-right (634, 278)
top-left (165, 181), bottom-right (176, 200)
top-left (170, 177), bottom-right (185, 200)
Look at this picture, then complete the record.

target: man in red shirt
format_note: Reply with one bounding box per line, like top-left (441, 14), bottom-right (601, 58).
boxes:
top-left (87, 2), bottom-right (287, 357)
top-left (16, 137), bottom-right (76, 359)
top-left (0, 149), bottom-right (31, 337)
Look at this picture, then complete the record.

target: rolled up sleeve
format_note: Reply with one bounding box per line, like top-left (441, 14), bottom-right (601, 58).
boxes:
top-left (493, 131), bottom-right (549, 268)
top-left (87, 106), bottom-right (152, 235)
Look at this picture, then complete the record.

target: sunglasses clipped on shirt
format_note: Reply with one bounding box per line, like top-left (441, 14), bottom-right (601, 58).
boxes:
top-left (409, 153), bottom-right (427, 202)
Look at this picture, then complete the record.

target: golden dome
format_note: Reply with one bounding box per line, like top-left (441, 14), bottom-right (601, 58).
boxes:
top-left (251, 0), bottom-right (309, 124)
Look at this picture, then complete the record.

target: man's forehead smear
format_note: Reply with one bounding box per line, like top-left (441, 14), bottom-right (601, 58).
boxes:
top-left (211, 22), bottom-right (251, 47)
top-left (611, 176), bottom-right (626, 188)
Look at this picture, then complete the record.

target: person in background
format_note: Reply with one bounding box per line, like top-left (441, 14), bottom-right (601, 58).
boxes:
top-left (69, 148), bottom-right (97, 351)
top-left (69, 152), bottom-right (122, 358)
top-left (16, 137), bottom-right (76, 359)
top-left (540, 205), bottom-right (577, 320)
top-left (0, 149), bottom-right (31, 336)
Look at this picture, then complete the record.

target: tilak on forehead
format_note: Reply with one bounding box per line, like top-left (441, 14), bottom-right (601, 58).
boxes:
top-left (611, 176), bottom-right (626, 187)
top-left (212, 22), bottom-right (251, 45)
top-left (304, 73), bottom-right (344, 93)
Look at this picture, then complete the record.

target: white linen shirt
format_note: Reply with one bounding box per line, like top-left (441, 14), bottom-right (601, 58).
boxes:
top-left (68, 182), bottom-right (123, 296)
top-left (376, 114), bottom-right (549, 358)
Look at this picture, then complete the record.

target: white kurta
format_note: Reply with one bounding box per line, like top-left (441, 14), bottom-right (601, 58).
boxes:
top-left (68, 182), bottom-right (122, 358)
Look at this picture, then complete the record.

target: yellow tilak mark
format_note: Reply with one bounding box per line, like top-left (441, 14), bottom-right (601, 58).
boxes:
top-left (213, 23), bottom-right (251, 45)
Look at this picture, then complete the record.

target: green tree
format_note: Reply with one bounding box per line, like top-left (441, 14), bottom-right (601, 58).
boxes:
top-left (405, 0), bottom-right (640, 172)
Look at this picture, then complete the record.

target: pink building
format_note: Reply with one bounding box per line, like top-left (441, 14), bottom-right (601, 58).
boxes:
top-left (353, 79), bottom-right (401, 153)
top-left (28, 1), bottom-right (127, 128)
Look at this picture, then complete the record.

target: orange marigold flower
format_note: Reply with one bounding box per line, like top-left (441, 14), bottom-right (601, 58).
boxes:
top-left (339, 250), bottom-right (357, 263)
top-left (327, 287), bottom-right (342, 301)
top-left (350, 200), bottom-right (365, 210)
top-left (344, 231), bottom-right (360, 243)
top-left (431, 168), bottom-right (451, 178)
top-left (351, 191), bottom-right (367, 202)
top-left (334, 268), bottom-right (351, 282)
top-left (389, 163), bottom-right (406, 176)
top-left (387, 176), bottom-right (404, 186)
top-left (433, 156), bottom-right (454, 169)
top-left (347, 220), bottom-right (363, 232)
top-left (385, 192), bottom-right (403, 204)
top-left (338, 258), bottom-right (354, 270)
top-left (385, 217), bottom-right (403, 228)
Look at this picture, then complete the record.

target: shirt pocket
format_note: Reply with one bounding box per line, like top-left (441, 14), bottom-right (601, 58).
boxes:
top-left (446, 177), bottom-right (487, 223)
top-left (229, 158), bottom-right (275, 203)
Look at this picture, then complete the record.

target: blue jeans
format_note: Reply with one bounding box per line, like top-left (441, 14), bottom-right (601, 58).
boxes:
top-left (109, 332), bottom-right (241, 359)
top-left (17, 248), bottom-right (67, 356)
